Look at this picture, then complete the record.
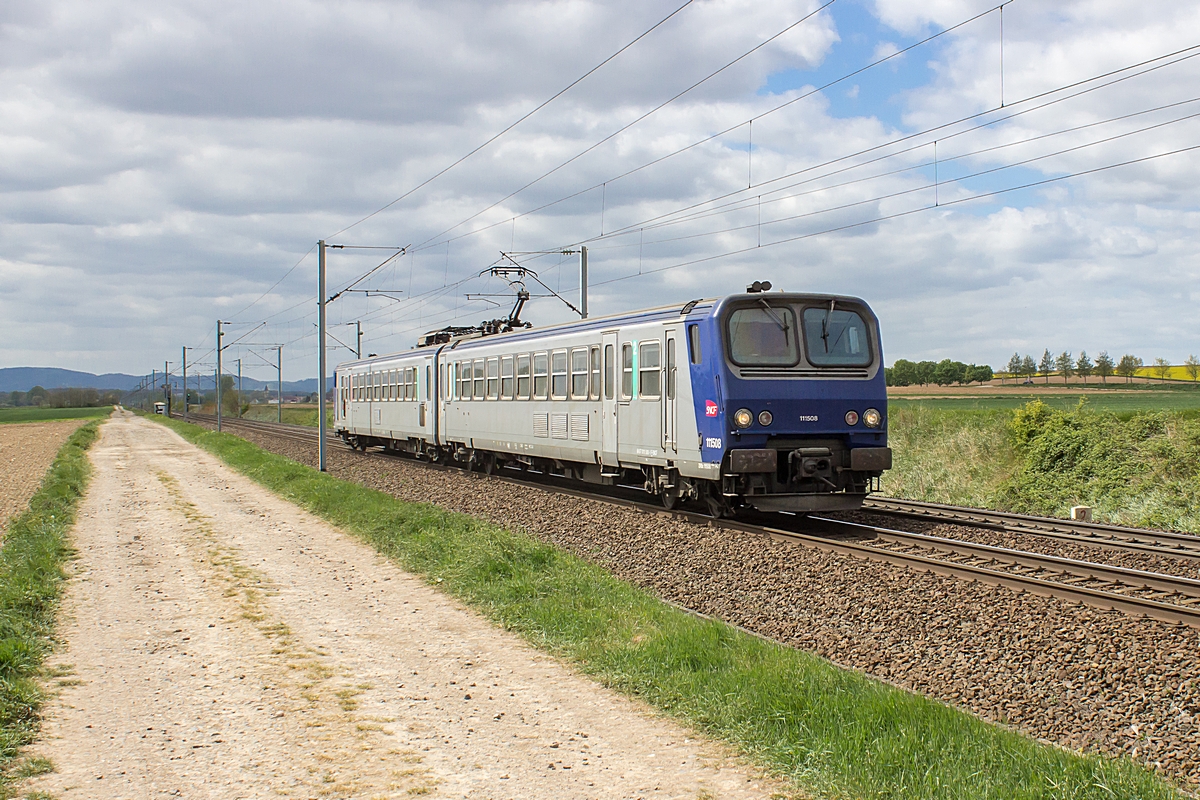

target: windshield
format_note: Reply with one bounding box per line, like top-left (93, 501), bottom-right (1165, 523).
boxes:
top-left (728, 306), bottom-right (798, 366)
top-left (802, 307), bottom-right (871, 366)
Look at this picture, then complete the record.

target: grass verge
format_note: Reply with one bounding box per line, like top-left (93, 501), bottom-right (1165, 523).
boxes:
top-left (148, 413), bottom-right (1181, 800)
top-left (0, 408), bottom-right (111, 425)
top-left (0, 421), bottom-right (100, 795)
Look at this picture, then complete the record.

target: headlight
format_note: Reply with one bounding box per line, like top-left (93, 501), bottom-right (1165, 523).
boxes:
top-left (734, 408), bottom-right (753, 429)
top-left (845, 410), bottom-right (859, 426)
top-left (864, 408), bottom-right (882, 428)
top-left (758, 410), bottom-right (773, 426)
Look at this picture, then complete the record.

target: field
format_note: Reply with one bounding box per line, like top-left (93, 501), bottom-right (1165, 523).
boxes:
top-left (231, 403), bottom-right (331, 427)
top-left (884, 389), bottom-right (1200, 531)
top-left (0, 407), bottom-right (112, 425)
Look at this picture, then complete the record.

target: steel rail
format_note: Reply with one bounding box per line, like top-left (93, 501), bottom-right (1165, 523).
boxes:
top-left (864, 497), bottom-right (1200, 560)
top-left (180, 414), bottom-right (1200, 628)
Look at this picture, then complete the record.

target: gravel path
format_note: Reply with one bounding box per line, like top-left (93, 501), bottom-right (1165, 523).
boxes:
top-left (213, 423), bottom-right (1200, 787)
top-left (23, 413), bottom-right (778, 799)
top-left (0, 418), bottom-right (91, 533)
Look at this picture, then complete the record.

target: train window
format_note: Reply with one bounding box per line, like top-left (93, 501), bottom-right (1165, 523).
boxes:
top-left (551, 350), bottom-right (568, 399)
top-left (501, 356), bottom-right (514, 399)
top-left (667, 339), bottom-right (676, 400)
top-left (516, 354), bottom-right (531, 399)
top-left (688, 324), bottom-right (701, 364)
top-left (533, 353), bottom-right (548, 399)
top-left (589, 346), bottom-right (601, 400)
top-left (391, 370), bottom-right (398, 401)
top-left (425, 366), bottom-right (430, 402)
top-left (486, 358), bottom-right (499, 399)
top-left (639, 341), bottom-right (661, 398)
top-left (570, 349), bottom-right (588, 399)
top-left (801, 306), bottom-right (872, 366)
top-left (458, 362), bottom-right (468, 399)
top-left (604, 345), bottom-right (614, 400)
top-left (473, 359), bottom-right (485, 400)
top-left (621, 344), bottom-right (633, 399)
top-left (409, 367), bottom-right (417, 401)
top-left (728, 306), bottom-right (798, 366)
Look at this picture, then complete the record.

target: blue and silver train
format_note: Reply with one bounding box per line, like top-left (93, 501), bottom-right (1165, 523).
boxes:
top-left (333, 284), bottom-right (891, 516)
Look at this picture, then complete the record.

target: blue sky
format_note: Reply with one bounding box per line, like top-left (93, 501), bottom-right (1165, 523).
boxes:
top-left (2, 0), bottom-right (1199, 380)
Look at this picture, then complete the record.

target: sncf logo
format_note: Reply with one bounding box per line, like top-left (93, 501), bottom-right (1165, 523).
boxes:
top-left (705, 400), bottom-right (719, 417)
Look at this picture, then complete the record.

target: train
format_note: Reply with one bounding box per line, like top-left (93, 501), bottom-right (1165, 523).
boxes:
top-left (333, 282), bottom-right (890, 516)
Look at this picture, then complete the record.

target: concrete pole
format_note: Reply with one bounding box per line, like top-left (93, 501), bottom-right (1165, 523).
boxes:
top-left (236, 358), bottom-right (243, 418)
top-left (318, 240), bottom-right (327, 472)
top-left (182, 346), bottom-right (188, 422)
top-left (277, 345), bottom-right (283, 424)
top-left (579, 246), bottom-right (588, 319)
top-left (216, 320), bottom-right (223, 432)
top-left (164, 360), bottom-right (170, 415)
top-left (356, 321), bottom-right (362, 359)
top-left (151, 369), bottom-right (156, 411)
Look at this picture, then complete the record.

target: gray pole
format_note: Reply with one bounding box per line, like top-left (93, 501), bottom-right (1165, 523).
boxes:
top-left (182, 347), bottom-right (188, 422)
top-left (356, 321), bottom-right (362, 359)
top-left (164, 360), bottom-right (170, 415)
top-left (151, 369), bottom-right (156, 411)
top-left (216, 320), bottom-right (223, 432)
top-left (318, 240), bottom-right (327, 472)
top-left (236, 358), bottom-right (242, 418)
top-left (579, 245), bottom-right (588, 319)
top-left (277, 345), bottom-right (283, 424)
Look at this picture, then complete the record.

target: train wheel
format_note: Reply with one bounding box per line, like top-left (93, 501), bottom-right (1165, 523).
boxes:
top-left (705, 486), bottom-right (730, 518)
top-left (661, 489), bottom-right (679, 510)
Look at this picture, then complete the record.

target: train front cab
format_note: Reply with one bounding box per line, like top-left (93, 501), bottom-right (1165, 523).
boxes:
top-left (689, 293), bottom-right (891, 514)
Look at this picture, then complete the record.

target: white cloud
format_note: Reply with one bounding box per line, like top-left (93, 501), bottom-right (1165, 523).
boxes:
top-left (0, 0), bottom-right (1198, 380)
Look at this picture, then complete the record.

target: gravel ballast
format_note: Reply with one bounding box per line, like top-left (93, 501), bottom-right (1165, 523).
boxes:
top-left (202, 423), bottom-right (1200, 787)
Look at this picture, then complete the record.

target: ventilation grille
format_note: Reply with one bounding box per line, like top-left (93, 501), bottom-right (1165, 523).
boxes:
top-left (533, 414), bottom-right (549, 438)
top-left (551, 413), bottom-right (569, 439)
top-left (570, 414), bottom-right (589, 441)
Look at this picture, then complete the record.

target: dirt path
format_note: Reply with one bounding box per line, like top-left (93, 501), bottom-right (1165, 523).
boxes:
top-left (22, 412), bottom-right (777, 799)
top-left (0, 418), bottom-right (91, 532)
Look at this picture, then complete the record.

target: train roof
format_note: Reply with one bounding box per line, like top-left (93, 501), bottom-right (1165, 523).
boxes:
top-left (335, 291), bottom-right (872, 369)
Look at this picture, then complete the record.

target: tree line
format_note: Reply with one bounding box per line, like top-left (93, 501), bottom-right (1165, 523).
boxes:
top-left (885, 360), bottom-right (994, 387)
top-left (1004, 351), bottom-right (1200, 384)
top-left (5, 386), bottom-right (123, 408)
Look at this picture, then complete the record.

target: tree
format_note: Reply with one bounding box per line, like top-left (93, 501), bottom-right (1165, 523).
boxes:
top-left (1005, 353), bottom-right (1021, 384)
top-left (1153, 357), bottom-right (1172, 383)
top-left (1116, 354), bottom-right (1142, 383)
top-left (915, 360), bottom-right (936, 386)
top-left (1054, 351), bottom-right (1073, 383)
top-left (1038, 349), bottom-right (1054, 383)
top-left (1095, 351), bottom-right (1114, 384)
top-left (967, 364), bottom-right (994, 384)
top-left (933, 359), bottom-right (967, 386)
top-left (1185, 354), bottom-right (1200, 383)
top-left (1075, 351), bottom-right (1093, 384)
top-left (887, 359), bottom-right (919, 387)
top-left (1021, 355), bottom-right (1037, 381)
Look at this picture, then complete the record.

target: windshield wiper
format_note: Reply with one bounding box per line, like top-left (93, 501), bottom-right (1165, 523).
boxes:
top-left (821, 300), bottom-right (836, 352)
top-left (757, 298), bottom-right (790, 335)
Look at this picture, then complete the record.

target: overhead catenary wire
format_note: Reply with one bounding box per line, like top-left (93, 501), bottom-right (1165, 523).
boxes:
top-left (323, 0), bottom-right (701, 241)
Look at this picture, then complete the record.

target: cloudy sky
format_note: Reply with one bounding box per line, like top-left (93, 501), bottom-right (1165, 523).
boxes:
top-left (3, 0), bottom-right (1199, 380)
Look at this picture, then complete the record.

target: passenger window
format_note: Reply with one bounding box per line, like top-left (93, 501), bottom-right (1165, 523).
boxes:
top-left (604, 345), bottom-right (614, 400)
top-left (551, 350), bottom-right (568, 399)
top-left (589, 346), bottom-right (601, 400)
top-left (667, 339), bottom-right (676, 400)
top-left (517, 354), bottom-right (531, 399)
top-left (459, 362), bottom-right (469, 399)
top-left (571, 349), bottom-right (588, 398)
top-left (621, 344), bottom-right (633, 399)
top-left (473, 359), bottom-right (485, 400)
top-left (425, 366), bottom-right (430, 401)
top-left (533, 353), bottom-right (548, 399)
top-left (688, 324), bottom-right (701, 364)
top-left (501, 356), bottom-right (514, 399)
top-left (639, 341), bottom-right (661, 398)
top-left (486, 357), bottom-right (499, 400)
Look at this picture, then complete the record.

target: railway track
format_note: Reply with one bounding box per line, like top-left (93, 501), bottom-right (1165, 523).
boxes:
top-left (864, 496), bottom-right (1200, 560)
top-left (181, 412), bottom-right (1200, 629)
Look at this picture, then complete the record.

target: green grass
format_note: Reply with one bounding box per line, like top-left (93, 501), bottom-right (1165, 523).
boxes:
top-left (0, 421), bottom-right (100, 795)
top-left (146, 413), bottom-right (1180, 800)
top-left (237, 404), bottom-right (332, 427)
top-left (890, 388), bottom-right (1200, 416)
top-left (0, 407), bottom-right (111, 425)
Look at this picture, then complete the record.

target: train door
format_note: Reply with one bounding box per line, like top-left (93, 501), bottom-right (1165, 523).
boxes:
top-left (420, 357), bottom-right (433, 440)
top-left (601, 331), bottom-right (619, 470)
top-left (663, 330), bottom-right (678, 453)
top-left (435, 351), bottom-right (446, 446)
